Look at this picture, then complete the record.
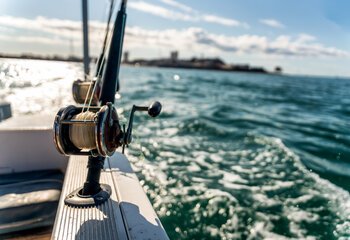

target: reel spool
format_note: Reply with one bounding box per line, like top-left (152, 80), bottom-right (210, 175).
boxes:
top-left (53, 103), bottom-right (122, 157)
top-left (72, 79), bottom-right (100, 105)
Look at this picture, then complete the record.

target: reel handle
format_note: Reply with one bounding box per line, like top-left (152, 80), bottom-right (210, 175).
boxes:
top-left (124, 101), bottom-right (162, 146)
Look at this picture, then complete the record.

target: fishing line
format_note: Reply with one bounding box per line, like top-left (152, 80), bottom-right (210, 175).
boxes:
top-left (84, 26), bottom-right (115, 112)
top-left (94, 0), bottom-right (115, 82)
top-left (82, 33), bottom-right (111, 113)
top-left (86, 60), bottom-right (105, 112)
top-left (133, 129), bottom-right (146, 161)
top-left (91, 0), bottom-right (115, 78)
top-left (94, 29), bottom-right (113, 81)
top-left (101, 0), bottom-right (115, 60)
top-left (82, 0), bottom-right (116, 113)
top-left (69, 111), bottom-right (96, 149)
top-left (81, 75), bottom-right (94, 113)
top-left (84, 28), bottom-right (114, 112)
top-left (83, 57), bottom-right (107, 114)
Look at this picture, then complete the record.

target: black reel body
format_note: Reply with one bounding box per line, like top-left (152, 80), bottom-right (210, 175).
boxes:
top-left (54, 103), bottom-right (122, 157)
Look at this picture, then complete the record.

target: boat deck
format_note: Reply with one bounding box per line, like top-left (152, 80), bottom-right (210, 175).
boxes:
top-left (0, 114), bottom-right (167, 239)
top-left (52, 153), bottom-right (168, 240)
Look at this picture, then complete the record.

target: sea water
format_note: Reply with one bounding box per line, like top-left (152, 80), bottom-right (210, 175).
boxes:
top-left (0, 58), bottom-right (349, 239)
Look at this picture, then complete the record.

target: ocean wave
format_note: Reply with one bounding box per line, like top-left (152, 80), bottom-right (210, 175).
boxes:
top-left (128, 132), bottom-right (350, 239)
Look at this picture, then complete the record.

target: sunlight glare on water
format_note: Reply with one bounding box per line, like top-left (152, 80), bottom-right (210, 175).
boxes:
top-left (0, 59), bottom-right (80, 116)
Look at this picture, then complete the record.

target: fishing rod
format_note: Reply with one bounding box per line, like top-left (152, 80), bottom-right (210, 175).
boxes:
top-left (53, 0), bottom-right (162, 207)
top-left (99, 0), bottom-right (127, 102)
top-left (72, 0), bottom-right (115, 105)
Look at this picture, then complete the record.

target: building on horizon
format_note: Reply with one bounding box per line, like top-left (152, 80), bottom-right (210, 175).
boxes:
top-left (123, 51), bottom-right (129, 63)
top-left (170, 51), bottom-right (178, 63)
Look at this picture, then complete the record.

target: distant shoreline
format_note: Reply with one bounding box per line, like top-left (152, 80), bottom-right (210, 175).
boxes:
top-left (0, 53), bottom-right (282, 75)
top-left (0, 54), bottom-right (89, 63)
top-left (1, 54), bottom-right (348, 79)
top-left (123, 63), bottom-right (279, 75)
top-left (124, 57), bottom-right (282, 75)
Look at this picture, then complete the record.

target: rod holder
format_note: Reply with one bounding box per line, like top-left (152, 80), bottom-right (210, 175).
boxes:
top-left (64, 156), bottom-right (111, 207)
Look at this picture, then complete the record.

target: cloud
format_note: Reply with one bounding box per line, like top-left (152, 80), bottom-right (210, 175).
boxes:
top-left (125, 27), bottom-right (349, 58)
top-left (202, 15), bottom-right (249, 28)
top-left (0, 15), bottom-right (106, 46)
top-left (129, 0), bottom-right (248, 28)
top-left (128, 1), bottom-right (196, 21)
top-left (296, 33), bottom-right (316, 43)
top-left (159, 0), bottom-right (193, 13)
top-left (260, 19), bottom-right (285, 29)
top-left (0, 35), bottom-right (63, 45)
top-left (0, 15), bottom-right (348, 59)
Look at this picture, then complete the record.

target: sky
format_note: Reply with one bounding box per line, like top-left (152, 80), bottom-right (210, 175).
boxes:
top-left (0, 0), bottom-right (350, 77)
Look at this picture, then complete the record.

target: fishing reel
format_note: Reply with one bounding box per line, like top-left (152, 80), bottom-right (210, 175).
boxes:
top-left (53, 102), bottom-right (122, 157)
top-left (72, 79), bottom-right (100, 105)
top-left (53, 101), bottom-right (162, 158)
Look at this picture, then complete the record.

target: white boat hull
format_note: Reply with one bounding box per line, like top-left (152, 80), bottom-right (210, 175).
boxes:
top-left (0, 114), bottom-right (68, 174)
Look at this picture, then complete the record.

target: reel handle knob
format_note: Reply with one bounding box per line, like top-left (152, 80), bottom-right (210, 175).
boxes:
top-left (148, 101), bottom-right (162, 117)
